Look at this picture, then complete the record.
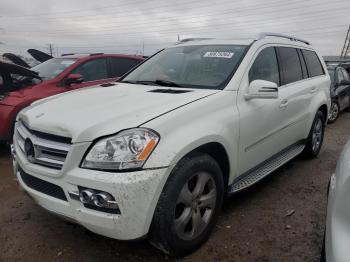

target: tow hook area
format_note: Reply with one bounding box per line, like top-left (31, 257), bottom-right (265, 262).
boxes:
top-left (69, 187), bottom-right (120, 214)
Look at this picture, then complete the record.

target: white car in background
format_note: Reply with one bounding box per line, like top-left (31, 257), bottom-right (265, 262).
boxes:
top-left (12, 33), bottom-right (330, 256)
top-left (324, 141), bottom-right (350, 262)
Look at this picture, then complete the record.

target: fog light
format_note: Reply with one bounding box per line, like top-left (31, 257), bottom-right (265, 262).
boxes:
top-left (93, 192), bottom-right (113, 207)
top-left (72, 187), bottom-right (120, 214)
top-left (79, 189), bottom-right (95, 204)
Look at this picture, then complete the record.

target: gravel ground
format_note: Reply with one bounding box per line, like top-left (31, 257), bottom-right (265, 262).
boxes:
top-left (0, 112), bottom-right (349, 262)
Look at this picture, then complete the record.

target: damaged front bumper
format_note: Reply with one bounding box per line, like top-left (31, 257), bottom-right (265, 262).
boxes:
top-left (12, 143), bottom-right (170, 240)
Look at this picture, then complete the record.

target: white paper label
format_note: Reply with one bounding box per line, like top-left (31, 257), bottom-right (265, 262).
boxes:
top-left (203, 52), bottom-right (234, 58)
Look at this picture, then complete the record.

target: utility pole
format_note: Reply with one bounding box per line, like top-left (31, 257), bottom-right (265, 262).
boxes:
top-left (142, 41), bottom-right (145, 56)
top-left (340, 25), bottom-right (350, 58)
top-left (46, 43), bottom-right (54, 56)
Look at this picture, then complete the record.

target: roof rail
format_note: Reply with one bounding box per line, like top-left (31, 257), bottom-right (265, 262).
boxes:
top-left (175, 38), bottom-right (213, 45)
top-left (258, 32), bottom-right (310, 45)
top-left (90, 53), bottom-right (104, 56)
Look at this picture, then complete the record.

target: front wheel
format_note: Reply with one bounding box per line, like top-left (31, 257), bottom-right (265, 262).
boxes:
top-left (149, 153), bottom-right (224, 256)
top-left (302, 111), bottom-right (325, 158)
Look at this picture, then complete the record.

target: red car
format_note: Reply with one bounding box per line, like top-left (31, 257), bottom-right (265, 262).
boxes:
top-left (0, 53), bottom-right (144, 141)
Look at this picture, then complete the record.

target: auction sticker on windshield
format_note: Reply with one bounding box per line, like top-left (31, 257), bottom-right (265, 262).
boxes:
top-left (203, 52), bottom-right (235, 58)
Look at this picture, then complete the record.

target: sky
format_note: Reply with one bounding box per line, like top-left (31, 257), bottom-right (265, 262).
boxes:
top-left (0, 0), bottom-right (349, 57)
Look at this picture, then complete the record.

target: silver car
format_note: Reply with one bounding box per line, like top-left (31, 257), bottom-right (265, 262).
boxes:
top-left (324, 140), bottom-right (350, 261)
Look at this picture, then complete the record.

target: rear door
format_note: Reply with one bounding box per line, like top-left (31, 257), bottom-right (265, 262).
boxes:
top-left (275, 46), bottom-right (310, 146)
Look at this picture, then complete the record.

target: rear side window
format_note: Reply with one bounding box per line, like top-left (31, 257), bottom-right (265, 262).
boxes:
top-left (249, 47), bottom-right (280, 86)
top-left (72, 58), bottom-right (108, 82)
top-left (302, 50), bottom-right (324, 77)
top-left (110, 58), bottom-right (141, 77)
top-left (278, 47), bottom-right (303, 85)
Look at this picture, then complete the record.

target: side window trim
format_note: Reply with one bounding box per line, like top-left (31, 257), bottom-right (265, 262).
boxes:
top-left (297, 49), bottom-right (309, 79)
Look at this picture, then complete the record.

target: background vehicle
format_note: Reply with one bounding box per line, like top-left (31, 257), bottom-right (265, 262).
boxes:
top-left (0, 53), bottom-right (144, 141)
top-left (12, 34), bottom-right (330, 256)
top-left (323, 140), bottom-right (350, 262)
top-left (327, 65), bottom-right (350, 123)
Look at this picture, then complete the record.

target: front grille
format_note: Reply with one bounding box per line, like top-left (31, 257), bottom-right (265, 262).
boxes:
top-left (15, 121), bottom-right (71, 170)
top-left (19, 167), bottom-right (67, 201)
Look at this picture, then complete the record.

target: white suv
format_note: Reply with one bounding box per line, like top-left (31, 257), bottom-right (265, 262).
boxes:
top-left (12, 33), bottom-right (330, 256)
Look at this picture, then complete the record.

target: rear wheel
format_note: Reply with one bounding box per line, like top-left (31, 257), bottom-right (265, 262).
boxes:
top-left (302, 111), bottom-right (325, 158)
top-left (149, 153), bottom-right (224, 256)
top-left (328, 101), bottom-right (339, 123)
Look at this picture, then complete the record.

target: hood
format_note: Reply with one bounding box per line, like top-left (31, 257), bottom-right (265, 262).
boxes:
top-left (19, 83), bottom-right (219, 143)
top-left (3, 53), bottom-right (31, 68)
top-left (0, 61), bottom-right (41, 79)
top-left (27, 49), bottom-right (53, 62)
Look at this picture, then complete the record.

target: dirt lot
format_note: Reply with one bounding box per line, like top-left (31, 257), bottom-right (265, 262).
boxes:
top-left (0, 113), bottom-right (349, 262)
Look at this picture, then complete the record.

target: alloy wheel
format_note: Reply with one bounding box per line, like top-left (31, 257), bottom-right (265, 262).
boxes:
top-left (328, 102), bottom-right (339, 122)
top-left (174, 172), bottom-right (217, 241)
top-left (312, 117), bottom-right (323, 153)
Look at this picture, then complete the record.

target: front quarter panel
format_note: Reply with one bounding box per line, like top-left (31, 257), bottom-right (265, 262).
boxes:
top-left (142, 90), bottom-right (239, 184)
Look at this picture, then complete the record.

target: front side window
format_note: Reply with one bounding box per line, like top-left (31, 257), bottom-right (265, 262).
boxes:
top-left (122, 45), bottom-right (247, 89)
top-left (278, 47), bottom-right (303, 85)
top-left (110, 58), bottom-right (141, 77)
top-left (302, 50), bottom-right (324, 77)
top-left (31, 58), bottom-right (77, 80)
top-left (249, 47), bottom-right (279, 86)
top-left (72, 58), bottom-right (108, 82)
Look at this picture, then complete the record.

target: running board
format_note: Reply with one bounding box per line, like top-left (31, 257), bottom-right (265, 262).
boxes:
top-left (228, 143), bottom-right (305, 194)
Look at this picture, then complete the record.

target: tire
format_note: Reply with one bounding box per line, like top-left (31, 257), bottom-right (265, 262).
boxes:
top-left (302, 110), bottom-right (325, 158)
top-left (149, 152), bottom-right (224, 257)
top-left (328, 101), bottom-right (340, 124)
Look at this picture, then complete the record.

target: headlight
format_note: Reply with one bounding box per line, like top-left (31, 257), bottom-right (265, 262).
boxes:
top-left (81, 128), bottom-right (160, 171)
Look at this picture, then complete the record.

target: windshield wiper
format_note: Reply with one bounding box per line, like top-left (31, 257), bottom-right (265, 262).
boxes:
top-left (121, 79), bottom-right (183, 87)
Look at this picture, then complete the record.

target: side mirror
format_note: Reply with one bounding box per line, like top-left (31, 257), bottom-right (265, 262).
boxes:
top-left (244, 80), bottom-right (278, 100)
top-left (339, 79), bottom-right (350, 85)
top-left (65, 74), bottom-right (83, 86)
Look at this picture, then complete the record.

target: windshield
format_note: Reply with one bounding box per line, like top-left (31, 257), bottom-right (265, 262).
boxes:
top-left (122, 45), bottom-right (247, 89)
top-left (31, 58), bottom-right (77, 80)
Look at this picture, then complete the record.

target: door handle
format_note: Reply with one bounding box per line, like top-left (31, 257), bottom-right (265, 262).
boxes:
top-left (310, 87), bottom-right (317, 93)
top-left (280, 99), bottom-right (289, 108)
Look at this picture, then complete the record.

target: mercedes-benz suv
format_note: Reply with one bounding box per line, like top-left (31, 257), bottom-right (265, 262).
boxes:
top-left (12, 33), bottom-right (330, 256)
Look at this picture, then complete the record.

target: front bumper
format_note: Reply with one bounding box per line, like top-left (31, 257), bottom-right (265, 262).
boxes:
top-left (13, 145), bottom-right (170, 240)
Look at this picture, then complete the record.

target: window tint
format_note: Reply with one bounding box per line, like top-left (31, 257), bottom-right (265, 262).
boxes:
top-left (110, 58), bottom-right (140, 77)
top-left (302, 50), bottom-right (324, 77)
top-left (278, 47), bottom-right (303, 85)
top-left (249, 47), bottom-right (280, 86)
top-left (72, 59), bottom-right (108, 82)
top-left (0, 75), bottom-right (3, 85)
